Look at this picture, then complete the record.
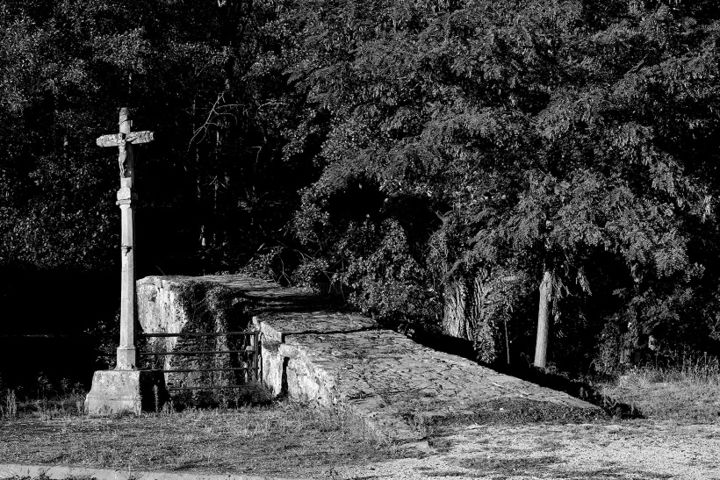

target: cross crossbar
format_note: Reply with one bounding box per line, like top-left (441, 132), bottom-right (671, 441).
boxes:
top-left (96, 131), bottom-right (154, 148)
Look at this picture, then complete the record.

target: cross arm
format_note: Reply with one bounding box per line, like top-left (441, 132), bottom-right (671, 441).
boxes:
top-left (96, 131), bottom-right (154, 148)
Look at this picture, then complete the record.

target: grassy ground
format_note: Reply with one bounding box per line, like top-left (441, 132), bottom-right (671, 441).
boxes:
top-left (599, 365), bottom-right (720, 422)
top-left (0, 399), bottom-right (409, 478)
top-left (2, 365), bottom-right (719, 479)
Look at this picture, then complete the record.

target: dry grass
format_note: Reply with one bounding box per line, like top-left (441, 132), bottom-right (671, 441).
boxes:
top-left (1, 389), bottom-right (85, 421)
top-left (2, 360), bottom-right (719, 479)
top-left (599, 361), bottom-right (720, 422)
top-left (0, 400), bottom-right (408, 477)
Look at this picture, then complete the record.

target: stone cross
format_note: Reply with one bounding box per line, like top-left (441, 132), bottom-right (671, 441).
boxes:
top-left (96, 107), bottom-right (154, 370)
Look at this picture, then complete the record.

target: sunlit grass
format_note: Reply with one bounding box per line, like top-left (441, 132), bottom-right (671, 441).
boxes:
top-left (600, 355), bottom-right (720, 422)
top-left (0, 398), bottom-right (403, 477)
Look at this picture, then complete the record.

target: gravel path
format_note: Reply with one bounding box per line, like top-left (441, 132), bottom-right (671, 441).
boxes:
top-left (334, 420), bottom-right (720, 479)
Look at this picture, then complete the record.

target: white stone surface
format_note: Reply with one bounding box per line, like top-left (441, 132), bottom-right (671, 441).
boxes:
top-left (84, 370), bottom-right (163, 416)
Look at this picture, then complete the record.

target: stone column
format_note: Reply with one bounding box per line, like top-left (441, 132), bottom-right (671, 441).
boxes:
top-left (116, 177), bottom-right (136, 370)
top-left (85, 107), bottom-right (164, 415)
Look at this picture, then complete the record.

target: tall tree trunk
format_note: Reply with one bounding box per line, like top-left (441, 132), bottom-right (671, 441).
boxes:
top-left (191, 97), bottom-right (206, 249)
top-left (534, 269), bottom-right (553, 368)
top-left (442, 280), bottom-right (469, 340)
top-left (443, 274), bottom-right (517, 365)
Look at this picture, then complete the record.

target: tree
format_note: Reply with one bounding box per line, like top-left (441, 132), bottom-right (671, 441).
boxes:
top-left (0, 0), bottom-right (300, 274)
top-left (2, 0), bottom-right (720, 377)
top-left (255, 0), bottom-right (720, 372)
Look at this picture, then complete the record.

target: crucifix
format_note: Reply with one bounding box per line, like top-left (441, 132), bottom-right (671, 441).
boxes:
top-left (97, 107), bottom-right (154, 370)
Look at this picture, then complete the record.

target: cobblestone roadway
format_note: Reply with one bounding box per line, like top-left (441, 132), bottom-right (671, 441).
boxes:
top-left (259, 312), bottom-right (603, 441)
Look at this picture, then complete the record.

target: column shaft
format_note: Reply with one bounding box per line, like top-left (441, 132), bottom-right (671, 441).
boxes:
top-left (117, 192), bottom-right (136, 370)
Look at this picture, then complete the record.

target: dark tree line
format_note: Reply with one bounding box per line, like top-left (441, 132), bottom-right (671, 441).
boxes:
top-left (2, 0), bottom-right (720, 377)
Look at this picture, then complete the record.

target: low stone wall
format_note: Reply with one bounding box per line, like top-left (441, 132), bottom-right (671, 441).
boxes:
top-left (136, 275), bottom-right (320, 395)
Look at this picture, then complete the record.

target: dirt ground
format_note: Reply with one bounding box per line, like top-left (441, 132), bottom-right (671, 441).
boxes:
top-left (333, 420), bottom-right (720, 480)
top-left (2, 394), bottom-right (719, 480)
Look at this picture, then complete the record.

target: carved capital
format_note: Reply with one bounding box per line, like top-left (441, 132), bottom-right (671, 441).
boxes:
top-left (117, 186), bottom-right (132, 201)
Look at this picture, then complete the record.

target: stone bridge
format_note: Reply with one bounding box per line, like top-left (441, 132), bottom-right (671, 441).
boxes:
top-left (137, 274), bottom-right (603, 441)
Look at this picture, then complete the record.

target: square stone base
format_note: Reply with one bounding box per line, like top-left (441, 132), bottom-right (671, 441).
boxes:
top-left (84, 370), bottom-right (166, 416)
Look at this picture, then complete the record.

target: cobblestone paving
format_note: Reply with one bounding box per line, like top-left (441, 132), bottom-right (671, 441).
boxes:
top-left (259, 313), bottom-right (604, 441)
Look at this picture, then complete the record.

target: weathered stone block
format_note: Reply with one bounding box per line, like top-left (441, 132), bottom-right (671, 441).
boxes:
top-left (255, 310), bottom-right (377, 398)
top-left (254, 311), bottom-right (377, 342)
top-left (137, 276), bottom-right (257, 392)
top-left (136, 274), bottom-right (322, 397)
top-left (260, 340), bottom-right (285, 396)
top-left (84, 369), bottom-right (165, 416)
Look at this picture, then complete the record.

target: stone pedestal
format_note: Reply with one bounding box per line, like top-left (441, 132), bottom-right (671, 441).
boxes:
top-left (84, 369), bottom-right (166, 416)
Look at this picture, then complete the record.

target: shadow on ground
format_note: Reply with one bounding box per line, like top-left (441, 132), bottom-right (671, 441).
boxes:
top-left (411, 330), bottom-right (643, 420)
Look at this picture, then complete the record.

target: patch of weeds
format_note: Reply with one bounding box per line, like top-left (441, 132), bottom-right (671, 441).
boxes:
top-left (641, 348), bottom-right (720, 384)
top-left (600, 365), bottom-right (720, 421)
top-left (427, 436), bottom-right (455, 453)
top-left (3, 375), bottom-right (86, 420)
top-left (167, 383), bottom-right (274, 411)
top-left (1, 388), bottom-right (18, 419)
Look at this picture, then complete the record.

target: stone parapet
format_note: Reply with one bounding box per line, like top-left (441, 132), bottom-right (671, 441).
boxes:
top-left (137, 275), bottom-right (323, 335)
top-left (136, 275), bottom-right (325, 393)
top-left (253, 311), bottom-right (378, 342)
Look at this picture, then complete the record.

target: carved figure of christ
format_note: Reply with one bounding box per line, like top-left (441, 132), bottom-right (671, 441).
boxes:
top-left (96, 108), bottom-right (154, 370)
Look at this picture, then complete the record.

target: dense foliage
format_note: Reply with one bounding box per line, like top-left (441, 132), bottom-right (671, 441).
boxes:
top-left (0, 0), bottom-right (301, 275)
top-left (2, 0), bottom-right (720, 375)
top-left (257, 0), bottom-right (720, 371)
